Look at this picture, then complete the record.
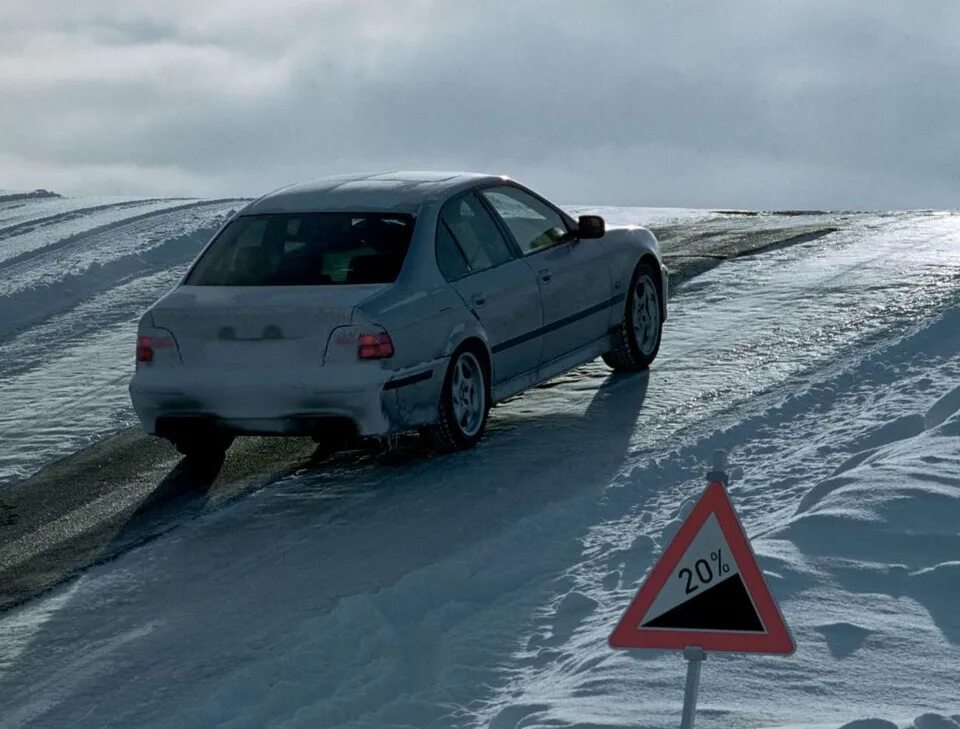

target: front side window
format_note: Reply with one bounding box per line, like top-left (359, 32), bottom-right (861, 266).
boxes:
top-left (437, 193), bottom-right (514, 278)
top-left (185, 213), bottom-right (413, 286)
top-left (481, 186), bottom-right (569, 255)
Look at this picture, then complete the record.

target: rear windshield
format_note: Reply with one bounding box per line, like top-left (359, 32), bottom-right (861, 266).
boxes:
top-left (185, 213), bottom-right (414, 286)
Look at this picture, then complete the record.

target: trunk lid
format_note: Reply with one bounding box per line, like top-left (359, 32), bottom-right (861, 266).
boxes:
top-left (151, 285), bottom-right (385, 367)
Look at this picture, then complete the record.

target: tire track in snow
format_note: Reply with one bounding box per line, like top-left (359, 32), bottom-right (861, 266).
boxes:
top-left (0, 197), bottom-right (243, 272)
top-left (0, 266), bottom-right (187, 381)
top-left (0, 192), bottom-right (64, 224)
top-left (0, 198), bottom-right (185, 243)
top-left (0, 316), bottom-right (144, 491)
top-left (0, 266), bottom-right (200, 483)
top-left (0, 199), bottom-right (208, 267)
top-left (0, 201), bottom-right (240, 341)
top-left (0, 200), bottom-right (241, 483)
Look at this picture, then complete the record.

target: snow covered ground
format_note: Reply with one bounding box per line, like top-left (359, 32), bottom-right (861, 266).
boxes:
top-left (0, 196), bottom-right (958, 728)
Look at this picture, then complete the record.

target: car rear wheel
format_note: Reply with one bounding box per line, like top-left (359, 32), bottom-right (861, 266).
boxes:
top-left (602, 261), bottom-right (663, 372)
top-left (421, 347), bottom-right (490, 452)
top-left (169, 431), bottom-right (234, 460)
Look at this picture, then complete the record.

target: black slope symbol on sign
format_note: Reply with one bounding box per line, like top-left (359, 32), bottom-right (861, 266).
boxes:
top-left (642, 573), bottom-right (764, 632)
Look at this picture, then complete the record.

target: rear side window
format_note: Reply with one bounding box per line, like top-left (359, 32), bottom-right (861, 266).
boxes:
top-left (436, 222), bottom-right (470, 280)
top-left (185, 213), bottom-right (414, 286)
top-left (436, 193), bottom-right (513, 280)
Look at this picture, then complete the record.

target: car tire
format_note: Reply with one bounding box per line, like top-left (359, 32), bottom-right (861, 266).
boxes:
top-left (421, 346), bottom-right (490, 452)
top-left (170, 431), bottom-right (234, 460)
top-left (602, 260), bottom-right (663, 372)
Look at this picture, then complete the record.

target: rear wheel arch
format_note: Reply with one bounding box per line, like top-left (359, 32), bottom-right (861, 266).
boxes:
top-left (453, 336), bottom-right (492, 402)
top-left (421, 338), bottom-right (492, 452)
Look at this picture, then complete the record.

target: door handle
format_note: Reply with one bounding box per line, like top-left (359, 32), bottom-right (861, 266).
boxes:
top-left (538, 268), bottom-right (552, 283)
top-left (471, 293), bottom-right (486, 307)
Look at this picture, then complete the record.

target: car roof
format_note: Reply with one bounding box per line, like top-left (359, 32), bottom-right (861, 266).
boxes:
top-left (244, 171), bottom-right (507, 214)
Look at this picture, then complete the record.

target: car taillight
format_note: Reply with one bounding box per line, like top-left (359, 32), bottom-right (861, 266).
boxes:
top-left (358, 332), bottom-right (394, 359)
top-left (136, 334), bottom-right (173, 363)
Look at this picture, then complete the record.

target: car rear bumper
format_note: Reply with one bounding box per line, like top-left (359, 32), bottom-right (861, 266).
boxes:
top-left (129, 360), bottom-right (446, 438)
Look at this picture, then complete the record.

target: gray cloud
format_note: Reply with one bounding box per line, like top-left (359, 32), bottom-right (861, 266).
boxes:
top-left (1, 0), bottom-right (958, 208)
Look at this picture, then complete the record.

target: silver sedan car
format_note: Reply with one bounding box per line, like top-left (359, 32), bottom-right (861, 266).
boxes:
top-left (129, 172), bottom-right (667, 457)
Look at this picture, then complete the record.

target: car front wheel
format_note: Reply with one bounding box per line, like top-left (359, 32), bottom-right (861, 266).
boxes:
top-left (602, 260), bottom-right (663, 371)
top-left (421, 347), bottom-right (490, 452)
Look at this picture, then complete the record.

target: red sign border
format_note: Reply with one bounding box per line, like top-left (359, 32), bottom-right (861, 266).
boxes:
top-left (609, 481), bottom-right (795, 654)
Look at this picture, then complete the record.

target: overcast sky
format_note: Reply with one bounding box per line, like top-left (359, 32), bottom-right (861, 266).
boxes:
top-left (1, 1), bottom-right (958, 209)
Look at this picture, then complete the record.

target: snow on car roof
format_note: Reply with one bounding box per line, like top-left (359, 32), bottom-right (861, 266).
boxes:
top-left (245, 171), bottom-right (505, 214)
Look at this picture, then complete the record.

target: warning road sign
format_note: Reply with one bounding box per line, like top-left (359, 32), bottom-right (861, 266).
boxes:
top-left (609, 481), bottom-right (794, 654)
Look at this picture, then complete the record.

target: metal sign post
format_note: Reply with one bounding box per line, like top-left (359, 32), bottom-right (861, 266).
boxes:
top-left (680, 647), bottom-right (705, 729)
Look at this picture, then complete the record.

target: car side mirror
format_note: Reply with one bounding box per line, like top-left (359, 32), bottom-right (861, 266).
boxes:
top-left (577, 214), bottom-right (605, 240)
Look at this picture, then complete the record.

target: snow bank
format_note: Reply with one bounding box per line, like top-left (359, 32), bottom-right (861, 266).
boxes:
top-left (764, 377), bottom-right (960, 727)
top-left (775, 396), bottom-right (960, 642)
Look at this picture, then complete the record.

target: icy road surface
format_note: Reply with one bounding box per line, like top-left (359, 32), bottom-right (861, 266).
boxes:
top-left (1, 205), bottom-right (959, 728)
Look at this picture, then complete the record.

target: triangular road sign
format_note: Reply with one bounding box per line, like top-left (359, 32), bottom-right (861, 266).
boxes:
top-left (609, 481), bottom-right (794, 654)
